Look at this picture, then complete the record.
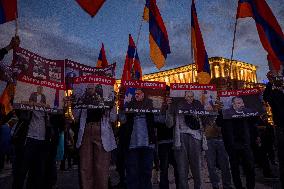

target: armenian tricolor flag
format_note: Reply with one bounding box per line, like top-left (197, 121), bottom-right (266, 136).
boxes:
top-left (143, 0), bottom-right (150, 22)
top-left (121, 34), bottom-right (136, 81)
top-left (76, 0), bottom-right (106, 17)
top-left (149, 0), bottom-right (170, 69)
top-left (237, 0), bottom-right (284, 71)
top-left (0, 0), bottom-right (17, 24)
top-left (132, 51), bottom-right (142, 80)
top-left (191, 0), bottom-right (210, 74)
top-left (96, 43), bottom-right (109, 68)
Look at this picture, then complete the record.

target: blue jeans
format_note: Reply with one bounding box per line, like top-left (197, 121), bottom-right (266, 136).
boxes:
top-left (205, 138), bottom-right (232, 189)
top-left (174, 133), bottom-right (202, 189)
top-left (125, 148), bottom-right (154, 189)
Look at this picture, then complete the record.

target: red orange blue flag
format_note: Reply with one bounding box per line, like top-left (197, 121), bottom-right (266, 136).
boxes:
top-left (133, 51), bottom-right (143, 80)
top-left (0, 0), bottom-right (17, 24)
top-left (96, 43), bottom-right (109, 68)
top-left (149, 0), bottom-right (170, 69)
top-left (237, 0), bottom-right (284, 71)
top-left (191, 0), bottom-right (210, 74)
top-left (121, 34), bottom-right (136, 81)
top-left (76, 0), bottom-right (106, 17)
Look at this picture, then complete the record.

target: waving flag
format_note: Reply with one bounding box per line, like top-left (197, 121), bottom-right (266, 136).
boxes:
top-left (237, 0), bottom-right (284, 71)
top-left (0, 0), bottom-right (17, 24)
top-left (76, 0), bottom-right (106, 17)
top-left (121, 34), bottom-right (136, 81)
top-left (96, 43), bottom-right (109, 68)
top-left (143, 0), bottom-right (150, 22)
top-left (132, 51), bottom-right (143, 80)
top-left (149, 0), bottom-right (171, 69)
top-left (191, 0), bottom-right (210, 74)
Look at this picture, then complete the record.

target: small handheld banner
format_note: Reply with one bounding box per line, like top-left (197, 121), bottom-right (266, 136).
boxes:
top-left (12, 48), bottom-right (65, 113)
top-left (73, 75), bottom-right (116, 109)
top-left (170, 83), bottom-right (218, 115)
top-left (121, 80), bottom-right (166, 113)
top-left (219, 88), bottom-right (265, 119)
top-left (65, 59), bottom-right (116, 89)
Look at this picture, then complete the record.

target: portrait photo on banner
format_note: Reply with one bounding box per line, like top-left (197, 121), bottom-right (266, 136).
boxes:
top-left (170, 83), bottom-right (218, 115)
top-left (122, 80), bottom-right (166, 113)
top-left (65, 59), bottom-right (116, 89)
top-left (219, 88), bottom-right (265, 119)
top-left (72, 75), bottom-right (116, 109)
top-left (12, 48), bottom-right (65, 113)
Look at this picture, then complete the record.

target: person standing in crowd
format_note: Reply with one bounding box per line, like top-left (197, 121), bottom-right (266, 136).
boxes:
top-left (203, 116), bottom-right (233, 189)
top-left (154, 86), bottom-right (178, 189)
top-left (263, 71), bottom-right (284, 188)
top-left (119, 89), bottom-right (156, 189)
top-left (166, 97), bottom-right (204, 189)
top-left (0, 36), bottom-right (20, 61)
top-left (12, 110), bottom-right (50, 189)
top-left (215, 99), bottom-right (256, 189)
top-left (0, 110), bottom-right (17, 172)
top-left (45, 113), bottom-right (65, 189)
top-left (60, 118), bottom-right (75, 171)
top-left (75, 105), bottom-right (117, 189)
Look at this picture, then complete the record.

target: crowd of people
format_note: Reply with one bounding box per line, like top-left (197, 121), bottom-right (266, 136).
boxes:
top-left (0, 37), bottom-right (284, 189)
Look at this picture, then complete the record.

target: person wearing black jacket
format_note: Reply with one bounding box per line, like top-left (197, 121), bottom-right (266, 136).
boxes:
top-left (216, 105), bottom-right (256, 189)
top-left (119, 111), bottom-right (156, 189)
top-left (155, 114), bottom-right (178, 189)
top-left (0, 36), bottom-right (20, 61)
top-left (263, 71), bottom-right (284, 188)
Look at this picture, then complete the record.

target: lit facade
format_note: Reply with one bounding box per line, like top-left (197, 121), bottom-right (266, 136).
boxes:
top-left (116, 57), bottom-right (259, 89)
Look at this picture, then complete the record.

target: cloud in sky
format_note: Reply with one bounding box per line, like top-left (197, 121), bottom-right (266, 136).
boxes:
top-left (0, 0), bottom-right (283, 82)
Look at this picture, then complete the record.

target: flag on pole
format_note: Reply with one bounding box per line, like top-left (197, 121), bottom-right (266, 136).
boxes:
top-left (143, 0), bottom-right (150, 22)
top-left (76, 0), bottom-right (106, 17)
top-left (121, 34), bottom-right (136, 81)
top-left (132, 51), bottom-right (143, 80)
top-left (96, 43), bottom-right (109, 68)
top-left (0, 0), bottom-right (17, 24)
top-left (191, 0), bottom-right (210, 74)
top-left (237, 0), bottom-right (284, 71)
top-left (149, 0), bottom-right (170, 69)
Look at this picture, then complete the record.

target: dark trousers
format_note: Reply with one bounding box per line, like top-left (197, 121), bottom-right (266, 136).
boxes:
top-left (276, 128), bottom-right (284, 189)
top-left (13, 137), bottom-right (47, 189)
top-left (44, 143), bottom-right (58, 189)
top-left (125, 148), bottom-right (154, 189)
top-left (158, 143), bottom-right (178, 189)
top-left (0, 124), bottom-right (12, 170)
top-left (227, 147), bottom-right (255, 189)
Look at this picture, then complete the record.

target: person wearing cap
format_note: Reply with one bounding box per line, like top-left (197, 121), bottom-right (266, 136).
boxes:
top-left (263, 71), bottom-right (284, 188)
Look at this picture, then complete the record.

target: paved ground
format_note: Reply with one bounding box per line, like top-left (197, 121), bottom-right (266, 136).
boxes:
top-left (0, 158), bottom-right (281, 189)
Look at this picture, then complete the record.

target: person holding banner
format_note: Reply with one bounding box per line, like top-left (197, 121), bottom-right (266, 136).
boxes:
top-left (75, 105), bottom-right (117, 189)
top-left (12, 110), bottom-right (51, 189)
top-left (0, 36), bottom-right (20, 61)
top-left (215, 99), bottom-right (256, 189)
top-left (119, 97), bottom-right (156, 189)
top-left (166, 99), bottom-right (204, 189)
top-left (263, 71), bottom-right (284, 188)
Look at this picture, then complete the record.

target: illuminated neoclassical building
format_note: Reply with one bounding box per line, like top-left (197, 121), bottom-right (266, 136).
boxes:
top-left (116, 57), bottom-right (259, 90)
